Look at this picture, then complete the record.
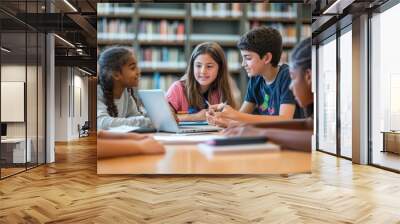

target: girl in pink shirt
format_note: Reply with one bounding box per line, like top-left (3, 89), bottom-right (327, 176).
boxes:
top-left (166, 42), bottom-right (237, 121)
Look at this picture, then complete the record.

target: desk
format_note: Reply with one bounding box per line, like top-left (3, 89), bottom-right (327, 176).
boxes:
top-left (381, 131), bottom-right (400, 154)
top-left (97, 134), bottom-right (311, 174)
top-left (1, 138), bottom-right (31, 164)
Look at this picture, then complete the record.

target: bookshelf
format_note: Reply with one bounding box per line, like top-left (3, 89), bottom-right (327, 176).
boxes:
top-left (97, 3), bottom-right (311, 95)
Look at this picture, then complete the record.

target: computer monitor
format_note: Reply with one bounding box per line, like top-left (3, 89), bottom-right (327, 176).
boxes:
top-left (1, 123), bottom-right (7, 137)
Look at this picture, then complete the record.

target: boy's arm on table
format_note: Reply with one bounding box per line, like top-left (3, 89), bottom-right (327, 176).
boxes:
top-left (206, 101), bottom-right (254, 127)
top-left (239, 101), bottom-right (256, 113)
top-left (262, 128), bottom-right (313, 152)
top-left (214, 103), bottom-right (296, 123)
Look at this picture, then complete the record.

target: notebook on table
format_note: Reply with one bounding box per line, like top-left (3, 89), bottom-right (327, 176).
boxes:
top-left (198, 136), bottom-right (281, 159)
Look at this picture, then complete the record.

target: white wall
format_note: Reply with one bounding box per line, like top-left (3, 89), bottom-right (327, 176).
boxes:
top-left (54, 67), bottom-right (89, 141)
top-left (1, 64), bottom-right (46, 164)
top-left (54, 66), bottom-right (69, 141)
top-left (1, 65), bottom-right (30, 137)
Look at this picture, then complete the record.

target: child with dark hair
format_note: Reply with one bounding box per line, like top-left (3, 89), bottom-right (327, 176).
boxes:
top-left (166, 42), bottom-right (238, 121)
top-left (223, 37), bottom-right (313, 152)
top-left (207, 26), bottom-right (304, 127)
top-left (97, 46), bottom-right (152, 130)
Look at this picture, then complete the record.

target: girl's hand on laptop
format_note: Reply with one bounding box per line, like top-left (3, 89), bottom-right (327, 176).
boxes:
top-left (139, 137), bottom-right (165, 154)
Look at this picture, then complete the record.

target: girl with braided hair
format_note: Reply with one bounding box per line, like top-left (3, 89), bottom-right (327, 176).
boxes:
top-left (97, 46), bottom-right (152, 130)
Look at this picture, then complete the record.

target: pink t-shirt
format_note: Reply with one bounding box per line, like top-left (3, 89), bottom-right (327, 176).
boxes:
top-left (166, 80), bottom-right (221, 113)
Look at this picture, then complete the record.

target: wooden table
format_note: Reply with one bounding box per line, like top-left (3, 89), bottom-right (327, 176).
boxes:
top-left (97, 134), bottom-right (311, 174)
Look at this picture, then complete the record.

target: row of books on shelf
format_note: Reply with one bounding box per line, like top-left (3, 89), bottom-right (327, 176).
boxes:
top-left (98, 34), bottom-right (236, 43)
top-left (98, 3), bottom-right (303, 20)
top-left (98, 18), bottom-right (135, 34)
top-left (97, 33), bottom-right (134, 41)
top-left (139, 73), bottom-right (180, 92)
top-left (191, 3), bottom-right (242, 17)
top-left (138, 20), bottom-right (185, 41)
top-left (281, 51), bottom-right (289, 64)
top-left (226, 49), bottom-right (240, 68)
top-left (97, 34), bottom-right (304, 47)
top-left (97, 3), bottom-right (134, 15)
top-left (301, 26), bottom-right (312, 38)
top-left (98, 19), bottom-right (186, 36)
top-left (139, 47), bottom-right (185, 66)
top-left (140, 62), bottom-right (186, 70)
top-left (250, 22), bottom-right (299, 44)
top-left (98, 19), bottom-right (308, 43)
top-left (139, 8), bottom-right (185, 17)
top-left (248, 3), bottom-right (297, 18)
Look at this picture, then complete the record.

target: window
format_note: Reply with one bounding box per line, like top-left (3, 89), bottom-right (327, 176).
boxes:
top-left (371, 2), bottom-right (400, 171)
top-left (0, 1), bottom-right (46, 179)
top-left (317, 36), bottom-right (337, 154)
top-left (339, 28), bottom-right (352, 158)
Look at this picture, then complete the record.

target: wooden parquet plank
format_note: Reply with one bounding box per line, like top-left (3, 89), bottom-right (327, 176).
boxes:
top-left (1, 135), bottom-right (400, 223)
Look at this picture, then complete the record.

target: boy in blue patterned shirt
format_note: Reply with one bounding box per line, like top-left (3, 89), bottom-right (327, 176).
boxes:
top-left (207, 26), bottom-right (304, 127)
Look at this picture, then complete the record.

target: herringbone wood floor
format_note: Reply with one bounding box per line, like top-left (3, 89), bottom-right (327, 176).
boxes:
top-left (1, 136), bottom-right (400, 223)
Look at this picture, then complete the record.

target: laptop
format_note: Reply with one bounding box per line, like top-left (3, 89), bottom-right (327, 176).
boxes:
top-left (138, 89), bottom-right (223, 133)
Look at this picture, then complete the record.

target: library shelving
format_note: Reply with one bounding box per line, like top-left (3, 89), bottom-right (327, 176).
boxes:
top-left (97, 3), bottom-right (311, 97)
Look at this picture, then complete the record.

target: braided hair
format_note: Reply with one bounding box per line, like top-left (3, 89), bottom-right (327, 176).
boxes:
top-left (98, 46), bottom-right (135, 117)
top-left (291, 37), bottom-right (313, 116)
top-left (290, 37), bottom-right (311, 73)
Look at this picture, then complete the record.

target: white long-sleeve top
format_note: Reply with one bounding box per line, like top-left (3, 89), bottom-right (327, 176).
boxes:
top-left (97, 86), bottom-right (152, 130)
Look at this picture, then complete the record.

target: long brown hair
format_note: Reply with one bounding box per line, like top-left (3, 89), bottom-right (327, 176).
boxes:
top-left (182, 42), bottom-right (236, 110)
top-left (98, 46), bottom-right (141, 117)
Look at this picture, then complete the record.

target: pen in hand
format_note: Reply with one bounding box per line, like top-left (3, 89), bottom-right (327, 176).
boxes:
top-left (218, 101), bottom-right (227, 112)
top-left (205, 100), bottom-right (227, 113)
top-left (205, 99), bottom-right (211, 109)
